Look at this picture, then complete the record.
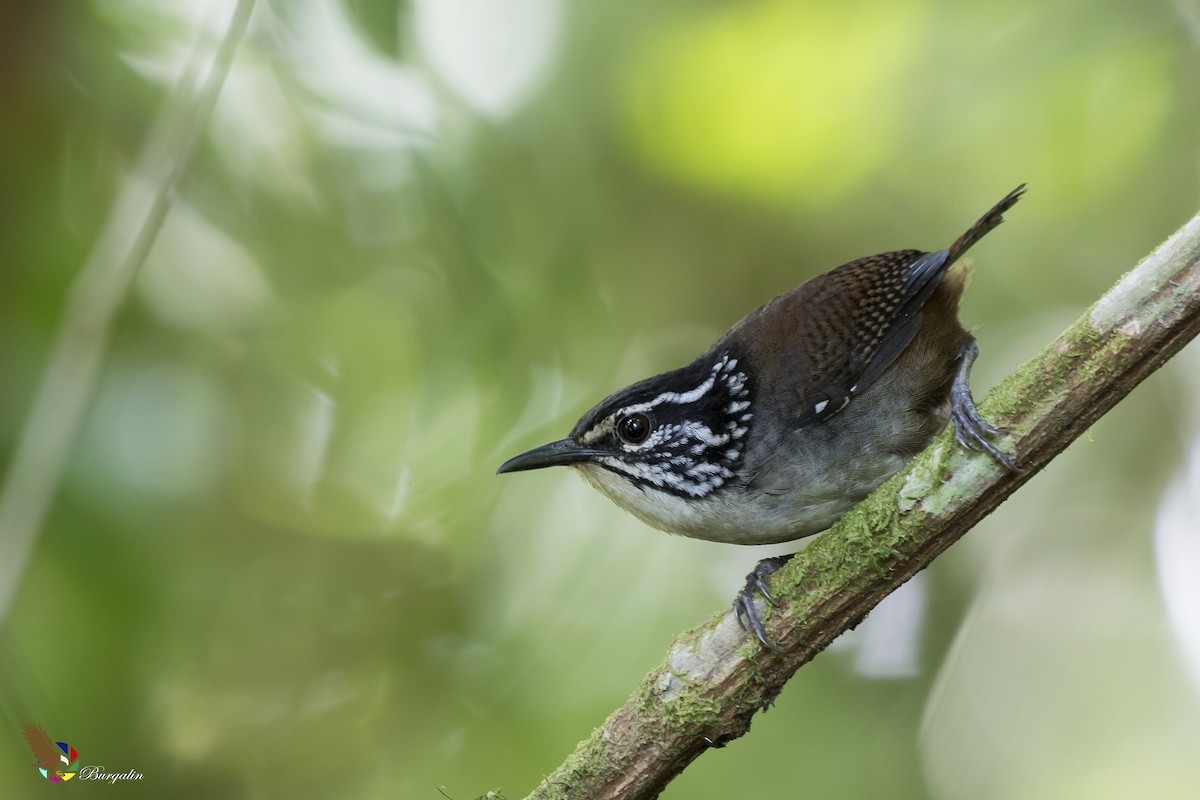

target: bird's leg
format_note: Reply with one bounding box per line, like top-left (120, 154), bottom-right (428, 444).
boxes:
top-left (950, 338), bottom-right (1016, 470)
top-left (733, 554), bottom-right (792, 651)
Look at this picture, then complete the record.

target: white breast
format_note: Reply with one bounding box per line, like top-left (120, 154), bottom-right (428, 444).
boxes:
top-left (572, 462), bottom-right (866, 545)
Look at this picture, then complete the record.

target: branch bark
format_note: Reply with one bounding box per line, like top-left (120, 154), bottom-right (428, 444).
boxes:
top-left (521, 209), bottom-right (1200, 800)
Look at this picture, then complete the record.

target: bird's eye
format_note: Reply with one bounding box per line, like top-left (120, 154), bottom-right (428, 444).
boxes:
top-left (616, 413), bottom-right (652, 444)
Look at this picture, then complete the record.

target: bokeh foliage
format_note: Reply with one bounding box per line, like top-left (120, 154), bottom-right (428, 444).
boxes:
top-left (2, 1), bottom-right (1199, 798)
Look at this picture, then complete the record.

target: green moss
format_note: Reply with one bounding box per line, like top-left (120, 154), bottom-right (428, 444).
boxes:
top-left (634, 673), bottom-right (667, 718)
top-left (661, 689), bottom-right (723, 729)
top-left (740, 646), bottom-right (766, 684)
top-left (982, 314), bottom-right (1118, 425)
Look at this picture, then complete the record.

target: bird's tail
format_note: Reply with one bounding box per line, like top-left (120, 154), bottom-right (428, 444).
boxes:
top-left (946, 184), bottom-right (1026, 264)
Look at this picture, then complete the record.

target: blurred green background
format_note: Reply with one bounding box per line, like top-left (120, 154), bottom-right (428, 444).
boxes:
top-left (2, 0), bottom-right (1200, 797)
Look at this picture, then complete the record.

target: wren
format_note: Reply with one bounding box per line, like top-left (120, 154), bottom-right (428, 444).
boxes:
top-left (498, 186), bottom-right (1024, 647)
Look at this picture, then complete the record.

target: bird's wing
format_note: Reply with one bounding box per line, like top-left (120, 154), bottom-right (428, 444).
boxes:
top-left (834, 248), bottom-right (946, 396)
top-left (830, 185), bottom-right (1026, 404)
top-left (774, 187), bottom-right (1026, 428)
top-left (22, 722), bottom-right (61, 768)
top-left (777, 248), bottom-right (936, 427)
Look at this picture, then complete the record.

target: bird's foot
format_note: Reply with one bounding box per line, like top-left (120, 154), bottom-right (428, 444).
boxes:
top-left (951, 339), bottom-right (1017, 471)
top-left (733, 555), bottom-right (792, 651)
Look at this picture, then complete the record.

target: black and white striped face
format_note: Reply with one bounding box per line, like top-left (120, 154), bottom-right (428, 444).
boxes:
top-left (568, 352), bottom-right (754, 499)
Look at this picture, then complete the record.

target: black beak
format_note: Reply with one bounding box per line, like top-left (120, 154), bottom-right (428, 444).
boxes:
top-left (496, 439), bottom-right (598, 474)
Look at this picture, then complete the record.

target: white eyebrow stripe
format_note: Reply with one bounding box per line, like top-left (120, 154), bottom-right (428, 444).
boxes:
top-left (619, 354), bottom-right (742, 416)
top-left (620, 374), bottom-right (717, 415)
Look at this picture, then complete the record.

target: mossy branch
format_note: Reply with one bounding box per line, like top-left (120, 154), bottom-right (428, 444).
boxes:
top-left (519, 208), bottom-right (1200, 800)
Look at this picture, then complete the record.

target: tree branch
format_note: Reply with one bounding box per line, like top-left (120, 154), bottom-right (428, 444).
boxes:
top-left (520, 208), bottom-right (1200, 800)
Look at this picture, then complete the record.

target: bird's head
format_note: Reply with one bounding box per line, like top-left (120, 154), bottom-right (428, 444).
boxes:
top-left (497, 352), bottom-right (755, 534)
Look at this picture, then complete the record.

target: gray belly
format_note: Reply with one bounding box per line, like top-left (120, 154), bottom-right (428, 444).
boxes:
top-left (708, 397), bottom-right (952, 545)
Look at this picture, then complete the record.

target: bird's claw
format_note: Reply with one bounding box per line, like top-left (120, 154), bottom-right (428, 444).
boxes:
top-left (951, 340), bottom-right (1018, 471)
top-left (733, 555), bottom-right (791, 652)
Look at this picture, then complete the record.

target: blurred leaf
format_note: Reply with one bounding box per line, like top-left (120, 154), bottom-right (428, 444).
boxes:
top-left (622, 0), bottom-right (927, 202)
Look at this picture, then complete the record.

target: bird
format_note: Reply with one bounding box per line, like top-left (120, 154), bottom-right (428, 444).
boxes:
top-left (498, 185), bottom-right (1024, 647)
top-left (22, 722), bottom-right (65, 780)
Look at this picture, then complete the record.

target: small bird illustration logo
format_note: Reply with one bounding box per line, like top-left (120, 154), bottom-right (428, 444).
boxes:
top-left (21, 722), bottom-right (78, 782)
